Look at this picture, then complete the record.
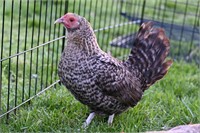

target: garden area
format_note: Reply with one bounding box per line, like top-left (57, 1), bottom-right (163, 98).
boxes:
top-left (0, 0), bottom-right (199, 132)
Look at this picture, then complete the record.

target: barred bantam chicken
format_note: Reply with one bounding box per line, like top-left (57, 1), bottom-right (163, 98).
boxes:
top-left (54, 13), bottom-right (172, 127)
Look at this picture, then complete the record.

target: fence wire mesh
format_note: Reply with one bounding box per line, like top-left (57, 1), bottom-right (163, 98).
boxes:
top-left (0, 0), bottom-right (199, 121)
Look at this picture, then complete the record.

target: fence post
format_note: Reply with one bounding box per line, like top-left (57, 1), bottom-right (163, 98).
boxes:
top-left (62, 0), bottom-right (69, 52)
top-left (0, 66), bottom-right (2, 122)
top-left (140, 0), bottom-right (146, 25)
top-left (0, 0), bottom-right (5, 122)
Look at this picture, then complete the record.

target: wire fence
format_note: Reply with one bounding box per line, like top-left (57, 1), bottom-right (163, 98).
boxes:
top-left (0, 0), bottom-right (199, 122)
top-left (112, 0), bottom-right (200, 62)
top-left (0, 0), bottom-right (68, 121)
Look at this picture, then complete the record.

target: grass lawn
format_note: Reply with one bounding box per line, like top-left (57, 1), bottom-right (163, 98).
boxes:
top-left (0, 0), bottom-right (199, 132)
top-left (0, 61), bottom-right (199, 132)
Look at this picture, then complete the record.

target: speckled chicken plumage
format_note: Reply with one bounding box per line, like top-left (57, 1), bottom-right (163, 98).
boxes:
top-left (57, 13), bottom-right (172, 116)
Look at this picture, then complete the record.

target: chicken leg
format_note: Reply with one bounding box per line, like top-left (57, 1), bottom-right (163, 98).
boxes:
top-left (82, 112), bottom-right (95, 128)
top-left (108, 114), bottom-right (115, 125)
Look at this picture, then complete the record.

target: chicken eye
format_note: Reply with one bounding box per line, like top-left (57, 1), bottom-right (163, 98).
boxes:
top-left (69, 18), bottom-right (75, 22)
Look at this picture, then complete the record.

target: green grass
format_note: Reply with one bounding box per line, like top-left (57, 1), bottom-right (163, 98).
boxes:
top-left (0, 0), bottom-right (200, 132)
top-left (0, 61), bottom-right (199, 132)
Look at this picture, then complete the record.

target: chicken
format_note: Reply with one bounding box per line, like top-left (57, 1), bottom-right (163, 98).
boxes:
top-left (54, 13), bottom-right (173, 127)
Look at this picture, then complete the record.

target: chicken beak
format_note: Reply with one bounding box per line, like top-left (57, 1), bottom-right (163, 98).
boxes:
top-left (54, 18), bottom-right (64, 24)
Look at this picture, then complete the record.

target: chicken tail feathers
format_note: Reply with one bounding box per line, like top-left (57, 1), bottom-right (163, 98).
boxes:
top-left (124, 22), bottom-right (173, 91)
